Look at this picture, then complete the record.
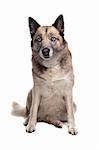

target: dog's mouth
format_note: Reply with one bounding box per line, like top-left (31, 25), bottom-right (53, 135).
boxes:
top-left (39, 47), bottom-right (53, 60)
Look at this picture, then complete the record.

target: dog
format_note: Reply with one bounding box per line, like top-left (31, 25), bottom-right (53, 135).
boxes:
top-left (12, 15), bottom-right (78, 135)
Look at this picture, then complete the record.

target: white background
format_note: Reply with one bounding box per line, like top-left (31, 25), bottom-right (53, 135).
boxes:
top-left (0, 0), bottom-right (98, 149)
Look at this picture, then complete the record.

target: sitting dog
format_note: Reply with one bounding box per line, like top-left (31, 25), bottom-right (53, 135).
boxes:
top-left (12, 15), bottom-right (78, 135)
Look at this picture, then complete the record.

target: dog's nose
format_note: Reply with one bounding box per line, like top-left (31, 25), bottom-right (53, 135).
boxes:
top-left (42, 48), bottom-right (50, 58)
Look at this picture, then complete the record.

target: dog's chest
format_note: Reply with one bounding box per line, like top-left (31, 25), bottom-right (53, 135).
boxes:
top-left (39, 71), bottom-right (73, 98)
top-left (40, 80), bottom-right (65, 98)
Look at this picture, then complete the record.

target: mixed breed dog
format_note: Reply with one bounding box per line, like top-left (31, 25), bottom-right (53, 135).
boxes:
top-left (12, 15), bottom-right (78, 135)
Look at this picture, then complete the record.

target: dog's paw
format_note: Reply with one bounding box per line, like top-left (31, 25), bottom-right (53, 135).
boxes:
top-left (23, 121), bottom-right (28, 126)
top-left (68, 128), bottom-right (78, 135)
top-left (26, 124), bottom-right (36, 133)
top-left (23, 117), bottom-right (29, 126)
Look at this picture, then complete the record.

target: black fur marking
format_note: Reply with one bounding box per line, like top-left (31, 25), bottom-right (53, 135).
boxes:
top-left (52, 14), bottom-right (64, 40)
top-left (46, 27), bottom-right (48, 33)
top-left (28, 17), bottom-right (40, 38)
top-left (31, 39), bottom-right (33, 48)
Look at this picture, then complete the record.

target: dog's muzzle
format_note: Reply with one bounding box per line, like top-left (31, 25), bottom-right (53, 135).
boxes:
top-left (39, 47), bottom-right (53, 60)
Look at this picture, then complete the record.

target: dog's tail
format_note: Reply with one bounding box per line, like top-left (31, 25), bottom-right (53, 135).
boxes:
top-left (11, 102), bottom-right (27, 117)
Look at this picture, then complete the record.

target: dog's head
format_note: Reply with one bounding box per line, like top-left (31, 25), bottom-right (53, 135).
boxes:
top-left (28, 15), bottom-right (67, 68)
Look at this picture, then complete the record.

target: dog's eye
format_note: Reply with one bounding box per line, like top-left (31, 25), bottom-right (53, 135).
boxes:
top-left (51, 37), bottom-right (57, 42)
top-left (36, 36), bottom-right (42, 42)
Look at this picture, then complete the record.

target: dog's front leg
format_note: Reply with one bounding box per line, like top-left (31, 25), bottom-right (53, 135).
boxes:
top-left (64, 90), bottom-right (78, 135)
top-left (26, 86), bottom-right (40, 133)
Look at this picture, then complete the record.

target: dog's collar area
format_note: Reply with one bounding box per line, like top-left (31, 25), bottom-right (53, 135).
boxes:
top-left (33, 69), bottom-right (71, 84)
top-left (33, 71), bottom-right (46, 81)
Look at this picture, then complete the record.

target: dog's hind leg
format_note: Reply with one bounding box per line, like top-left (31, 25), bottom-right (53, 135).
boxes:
top-left (23, 116), bottom-right (29, 126)
top-left (23, 89), bottom-right (32, 126)
top-left (44, 116), bottom-right (63, 128)
top-left (47, 119), bottom-right (63, 128)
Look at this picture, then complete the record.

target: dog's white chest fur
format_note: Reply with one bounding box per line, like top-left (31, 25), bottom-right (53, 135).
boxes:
top-left (41, 65), bottom-right (72, 83)
top-left (38, 65), bottom-right (73, 98)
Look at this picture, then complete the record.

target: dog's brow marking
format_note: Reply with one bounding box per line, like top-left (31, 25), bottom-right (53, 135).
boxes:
top-left (45, 27), bottom-right (48, 33)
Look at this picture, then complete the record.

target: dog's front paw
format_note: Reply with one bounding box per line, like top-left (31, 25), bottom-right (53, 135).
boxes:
top-left (68, 127), bottom-right (78, 135)
top-left (26, 124), bottom-right (36, 133)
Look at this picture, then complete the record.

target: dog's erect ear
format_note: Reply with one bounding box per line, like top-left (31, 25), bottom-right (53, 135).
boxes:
top-left (52, 15), bottom-right (64, 36)
top-left (28, 17), bottom-right (40, 38)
